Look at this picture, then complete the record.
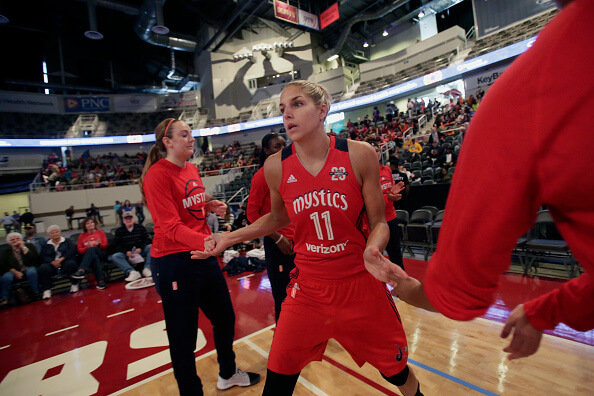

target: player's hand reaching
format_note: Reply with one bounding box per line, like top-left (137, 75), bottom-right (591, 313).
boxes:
top-left (501, 304), bottom-right (543, 360)
top-left (191, 232), bottom-right (230, 259)
top-left (387, 181), bottom-right (405, 201)
top-left (206, 200), bottom-right (227, 217)
top-left (363, 247), bottom-right (409, 284)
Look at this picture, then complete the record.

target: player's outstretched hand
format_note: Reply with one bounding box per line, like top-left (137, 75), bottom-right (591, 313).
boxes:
top-left (191, 233), bottom-right (229, 259)
top-left (387, 181), bottom-right (405, 201)
top-left (206, 200), bottom-right (228, 217)
top-left (363, 247), bottom-right (409, 284)
top-left (501, 304), bottom-right (543, 360)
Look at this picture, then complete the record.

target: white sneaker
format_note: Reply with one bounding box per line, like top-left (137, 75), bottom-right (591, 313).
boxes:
top-left (42, 290), bottom-right (51, 299)
top-left (217, 368), bottom-right (261, 390)
top-left (142, 267), bottom-right (152, 278)
top-left (70, 283), bottom-right (79, 293)
top-left (125, 270), bottom-right (142, 282)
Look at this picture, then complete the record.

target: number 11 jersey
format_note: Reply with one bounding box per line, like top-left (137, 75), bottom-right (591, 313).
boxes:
top-left (279, 136), bottom-right (367, 280)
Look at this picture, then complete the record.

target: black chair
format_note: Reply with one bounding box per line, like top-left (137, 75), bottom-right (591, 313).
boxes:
top-left (411, 161), bottom-right (422, 171)
top-left (523, 210), bottom-right (578, 277)
top-left (404, 209), bottom-right (433, 260)
top-left (421, 168), bottom-right (434, 181)
top-left (434, 210), bottom-right (445, 223)
top-left (420, 205), bottom-right (439, 218)
top-left (395, 210), bottom-right (409, 249)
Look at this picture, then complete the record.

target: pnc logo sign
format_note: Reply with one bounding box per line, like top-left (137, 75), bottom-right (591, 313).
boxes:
top-left (64, 97), bottom-right (110, 112)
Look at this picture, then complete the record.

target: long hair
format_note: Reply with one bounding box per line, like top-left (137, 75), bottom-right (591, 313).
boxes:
top-left (139, 118), bottom-right (179, 203)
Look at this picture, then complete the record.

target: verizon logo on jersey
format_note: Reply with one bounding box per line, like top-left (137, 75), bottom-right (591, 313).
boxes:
top-left (183, 192), bottom-right (206, 208)
top-left (292, 188), bottom-right (348, 214)
top-left (305, 240), bottom-right (348, 254)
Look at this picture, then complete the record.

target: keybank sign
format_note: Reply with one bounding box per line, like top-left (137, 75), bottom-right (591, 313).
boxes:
top-left (64, 96), bottom-right (110, 113)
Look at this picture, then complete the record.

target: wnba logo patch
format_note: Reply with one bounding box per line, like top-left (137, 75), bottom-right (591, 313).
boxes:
top-left (395, 345), bottom-right (407, 362)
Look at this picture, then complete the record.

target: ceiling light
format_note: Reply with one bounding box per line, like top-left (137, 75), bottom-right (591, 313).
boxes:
top-left (363, 42), bottom-right (369, 48)
top-left (327, 54), bottom-right (339, 61)
top-left (152, 25), bottom-right (170, 35)
top-left (84, 30), bottom-right (104, 40)
top-left (418, 10), bottom-right (425, 18)
top-left (382, 30), bottom-right (388, 36)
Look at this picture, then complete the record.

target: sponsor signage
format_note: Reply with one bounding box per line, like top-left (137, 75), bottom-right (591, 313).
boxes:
top-left (320, 3), bottom-right (339, 29)
top-left (64, 96), bottom-right (110, 113)
top-left (0, 92), bottom-right (59, 113)
top-left (274, 0), bottom-right (298, 25)
top-left (298, 9), bottom-right (319, 30)
top-left (113, 95), bottom-right (157, 113)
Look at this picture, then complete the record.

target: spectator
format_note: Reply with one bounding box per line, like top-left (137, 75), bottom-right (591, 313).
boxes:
top-left (372, 106), bottom-right (381, 125)
top-left (439, 144), bottom-right (457, 169)
top-left (122, 199), bottom-right (133, 213)
top-left (135, 201), bottom-right (146, 225)
top-left (71, 217), bottom-right (108, 290)
top-left (0, 232), bottom-right (40, 306)
top-left (86, 203), bottom-right (103, 225)
top-left (2, 212), bottom-right (13, 234)
top-left (20, 209), bottom-right (34, 229)
top-left (218, 205), bottom-right (235, 232)
top-left (110, 210), bottom-right (152, 282)
top-left (11, 211), bottom-right (21, 233)
top-left (207, 211), bottom-right (219, 234)
top-left (23, 224), bottom-right (46, 254)
top-left (65, 205), bottom-right (75, 230)
top-left (38, 225), bottom-right (79, 298)
top-left (114, 200), bottom-right (123, 224)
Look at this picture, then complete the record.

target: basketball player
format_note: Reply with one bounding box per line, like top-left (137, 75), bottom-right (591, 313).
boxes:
top-left (193, 81), bottom-right (422, 395)
top-left (139, 118), bottom-right (260, 395)
top-left (246, 132), bottom-right (296, 322)
top-left (373, 142), bottom-right (406, 269)
top-left (391, 0), bottom-right (594, 361)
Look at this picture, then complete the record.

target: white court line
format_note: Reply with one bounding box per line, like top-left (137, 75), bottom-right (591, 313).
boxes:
top-left (244, 338), bottom-right (329, 396)
top-left (108, 324), bottom-right (276, 396)
top-left (0, 345), bottom-right (10, 351)
top-left (238, 274), bottom-right (255, 280)
top-left (107, 308), bottom-right (135, 318)
top-left (45, 324), bottom-right (79, 337)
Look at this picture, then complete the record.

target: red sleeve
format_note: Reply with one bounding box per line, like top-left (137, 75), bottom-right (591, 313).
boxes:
top-left (143, 163), bottom-right (209, 250)
top-left (425, 1), bottom-right (594, 330)
top-left (246, 168), bottom-right (269, 224)
top-left (523, 273), bottom-right (594, 331)
top-left (77, 233), bottom-right (88, 254)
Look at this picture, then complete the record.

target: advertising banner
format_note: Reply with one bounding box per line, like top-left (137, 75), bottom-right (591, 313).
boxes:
top-left (320, 3), bottom-right (339, 29)
top-left (113, 95), bottom-right (157, 113)
top-left (64, 96), bottom-right (110, 113)
top-left (298, 9), bottom-right (319, 30)
top-left (472, 0), bottom-right (555, 38)
top-left (274, 0), bottom-right (298, 25)
top-left (0, 92), bottom-right (59, 114)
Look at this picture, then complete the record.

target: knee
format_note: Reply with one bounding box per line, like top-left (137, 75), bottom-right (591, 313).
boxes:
top-left (381, 364), bottom-right (410, 386)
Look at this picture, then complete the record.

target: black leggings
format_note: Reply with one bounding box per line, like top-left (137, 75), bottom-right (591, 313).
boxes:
top-left (153, 253), bottom-right (237, 396)
top-left (386, 218), bottom-right (404, 270)
top-left (263, 236), bottom-right (296, 322)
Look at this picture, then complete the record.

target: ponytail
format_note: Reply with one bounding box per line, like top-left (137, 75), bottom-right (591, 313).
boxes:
top-left (139, 118), bottom-right (178, 203)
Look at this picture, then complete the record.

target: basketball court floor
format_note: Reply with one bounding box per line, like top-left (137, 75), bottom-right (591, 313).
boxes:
top-left (1, 256), bottom-right (592, 395)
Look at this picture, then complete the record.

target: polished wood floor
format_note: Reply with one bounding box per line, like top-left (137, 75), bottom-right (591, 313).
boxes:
top-left (1, 255), bottom-right (592, 396)
top-left (117, 299), bottom-right (594, 396)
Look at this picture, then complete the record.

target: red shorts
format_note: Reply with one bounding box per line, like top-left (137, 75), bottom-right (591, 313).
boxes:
top-left (267, 270), bottom-right (408, 376)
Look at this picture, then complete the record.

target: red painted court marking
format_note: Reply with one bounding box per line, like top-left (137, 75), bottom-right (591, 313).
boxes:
top-left (321, 355), bottom-right (400, 396)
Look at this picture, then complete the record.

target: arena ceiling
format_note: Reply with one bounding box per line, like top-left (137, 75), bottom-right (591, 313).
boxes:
top-left (0, 0), bottom-right (471, 95)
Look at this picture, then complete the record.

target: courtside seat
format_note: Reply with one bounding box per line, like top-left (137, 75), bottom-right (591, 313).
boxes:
top-left (405, 209), bottom-right (433, 260)
top-left (523, 210), bottom-right (579, 277)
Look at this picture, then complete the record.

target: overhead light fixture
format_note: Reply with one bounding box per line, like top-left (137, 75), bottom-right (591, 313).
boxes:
top-left (84, 1), bottom-right (103, 40)
top-left (363, 42), bottom-right (369, 48)
top-left (382, 30), bottom-right (388, 37)
top-left (327, 54), bottom-right (339, 61)
top-left (418, 10), bottom-right (425, 18)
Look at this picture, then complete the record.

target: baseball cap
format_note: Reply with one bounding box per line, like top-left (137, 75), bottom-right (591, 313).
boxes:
top-left (123, 210), bottom-right (135, 219)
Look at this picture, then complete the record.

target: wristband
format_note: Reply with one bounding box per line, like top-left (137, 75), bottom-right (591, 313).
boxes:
top-left (275, 235), bottom-right (285, 244)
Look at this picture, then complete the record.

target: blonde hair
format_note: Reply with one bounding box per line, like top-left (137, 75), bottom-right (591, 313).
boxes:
top-left (285, 80), bottom-right (332, 119)
top-left (139, 118), bottom-right (179, 203)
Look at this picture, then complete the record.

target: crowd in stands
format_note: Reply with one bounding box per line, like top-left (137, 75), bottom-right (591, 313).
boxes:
top-left (38, 150), bottom-right (147, 191)
top-left (0, 209), bottom-right (154, 306)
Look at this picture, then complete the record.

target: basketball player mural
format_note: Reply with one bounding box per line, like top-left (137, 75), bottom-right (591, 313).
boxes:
top-left (192, 81), bottom-right (424, 396)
